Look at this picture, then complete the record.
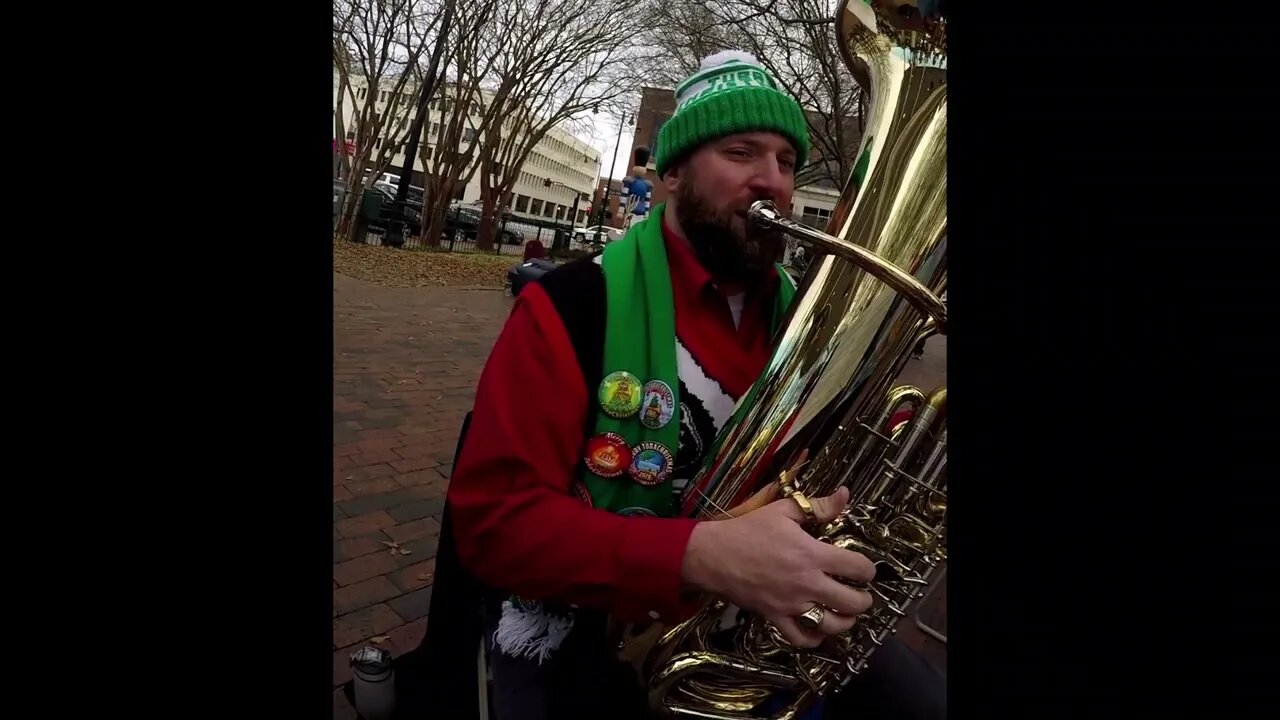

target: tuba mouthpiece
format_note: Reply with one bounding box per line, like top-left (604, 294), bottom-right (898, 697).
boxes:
top-left (747, 200), bottom-right (782, 227)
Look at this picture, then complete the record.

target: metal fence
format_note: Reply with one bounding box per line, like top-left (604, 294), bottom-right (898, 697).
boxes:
top-left (334, 180), bottom-right (579, 257)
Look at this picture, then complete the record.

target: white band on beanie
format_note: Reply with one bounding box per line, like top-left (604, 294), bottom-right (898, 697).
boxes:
top-left (674, 50), bottom-right (781, 112)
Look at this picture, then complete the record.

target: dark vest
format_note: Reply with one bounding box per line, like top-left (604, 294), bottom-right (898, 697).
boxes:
top-left (502, 256), bottom-right (661, 718)
top-left (413, 256), bottom-right (730, 720)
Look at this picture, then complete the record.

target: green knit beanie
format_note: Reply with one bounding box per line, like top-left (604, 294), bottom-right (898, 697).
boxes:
top-left (655, 50), bottom-right (811, 176)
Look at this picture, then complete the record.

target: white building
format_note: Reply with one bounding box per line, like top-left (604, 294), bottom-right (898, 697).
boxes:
top-left (793, 184), bottom-right (843, 229)
top-left (334, 72), bottom-right (602, 227)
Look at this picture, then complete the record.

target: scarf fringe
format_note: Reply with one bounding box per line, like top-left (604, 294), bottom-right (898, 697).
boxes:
top-left (492, 599), bottom-right (575, 664)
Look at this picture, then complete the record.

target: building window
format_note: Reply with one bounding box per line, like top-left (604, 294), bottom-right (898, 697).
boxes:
top-left (799, 206), bottom-right (832, 229)
top-left (515, 195), bottom-right (530, 213)
top-left (530, 199), bottom-right (543, 215)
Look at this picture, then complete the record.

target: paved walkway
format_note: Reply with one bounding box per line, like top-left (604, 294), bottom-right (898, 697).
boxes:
top-left (333, 273), bottom-right (514, 715)
top-left (332, 271), bottom-right (946, 715)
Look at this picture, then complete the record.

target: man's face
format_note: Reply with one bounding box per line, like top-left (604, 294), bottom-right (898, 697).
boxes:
top-left (664, 132), bottom-right (797, 286)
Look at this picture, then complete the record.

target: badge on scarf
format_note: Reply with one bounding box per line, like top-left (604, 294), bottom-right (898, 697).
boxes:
top-left (584, 432), bottom-right (631, 478)
top-left (639, 380), bottom-right (675, 430)
top-left (599, 370), bottom-right (643, 418)
top-left (628, 442), bottom-right (674, 486)
top-left (571, 481), bottom-right (593, 507)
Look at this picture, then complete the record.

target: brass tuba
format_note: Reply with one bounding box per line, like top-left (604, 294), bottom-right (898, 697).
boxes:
top-left (627, 2), bottom-right (948, 717)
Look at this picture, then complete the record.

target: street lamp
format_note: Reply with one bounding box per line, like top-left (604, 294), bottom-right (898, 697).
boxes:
top-left (594, 111), bottom-right (631, 247)
top-left (542, 177), bottom-right (579, 251)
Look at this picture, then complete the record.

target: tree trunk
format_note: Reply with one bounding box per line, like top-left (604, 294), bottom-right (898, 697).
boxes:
top-left (422, 174), bottom-right (459, 249)
top-left (424, 211), bottom-right (448, 250)
top-left (334, 73), bottom-right (352, 181)
top-left (476, 185), bottom-right (498, 252)
top-left (338, 151), bottom-right (373, 243)
top-left (473, 141), bottom-right (497, 252)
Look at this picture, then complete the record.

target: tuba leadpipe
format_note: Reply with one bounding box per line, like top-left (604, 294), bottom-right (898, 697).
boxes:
top-left (747, 200), bottom-right (947, 333)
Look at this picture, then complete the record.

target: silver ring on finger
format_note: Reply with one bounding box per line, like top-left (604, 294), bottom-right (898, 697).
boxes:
top-left (797, 603), bottom-right (825, 630)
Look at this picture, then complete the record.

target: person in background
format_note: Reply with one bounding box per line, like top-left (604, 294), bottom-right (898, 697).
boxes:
top-left (620, 147), bottom-right (654, 231)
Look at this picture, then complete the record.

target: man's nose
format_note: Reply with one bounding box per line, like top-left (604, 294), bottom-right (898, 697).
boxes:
top-left (747, 158), bottom-right (788, 198)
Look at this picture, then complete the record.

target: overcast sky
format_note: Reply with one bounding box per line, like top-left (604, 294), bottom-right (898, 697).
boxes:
top-left (582, 110), bottom-right (639, 182)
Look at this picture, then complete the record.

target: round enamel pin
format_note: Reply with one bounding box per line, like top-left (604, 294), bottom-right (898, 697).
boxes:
top-left (628, 441), bottom-right (674, 486)
top-left (584, 432), bottom-right (631, 478)
top-left (639, 380), bottom-right (675, 430)
top-left (618, 506), bottom-right (658, 518)
top-left (599, 370), bottom-right (643, 418)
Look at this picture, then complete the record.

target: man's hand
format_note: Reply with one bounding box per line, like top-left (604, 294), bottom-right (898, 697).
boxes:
top-left (680, 485), bottom-right (876, 648)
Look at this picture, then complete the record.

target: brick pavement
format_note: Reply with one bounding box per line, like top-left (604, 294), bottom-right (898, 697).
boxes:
top-left (333, 272), bottom-right (515, 690)
top-left (332, 271), bottom-right (947, 697)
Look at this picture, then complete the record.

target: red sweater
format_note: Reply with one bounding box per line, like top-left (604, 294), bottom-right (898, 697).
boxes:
top-left (447, 220), bottom-right (780, 623)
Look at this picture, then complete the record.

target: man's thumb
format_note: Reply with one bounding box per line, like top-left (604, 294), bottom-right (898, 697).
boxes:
top-left (807, 485), bottom-right (851, 523)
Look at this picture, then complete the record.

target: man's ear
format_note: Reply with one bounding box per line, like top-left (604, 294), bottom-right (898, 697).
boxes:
top-left (662, 164), bottom-right (681, 196)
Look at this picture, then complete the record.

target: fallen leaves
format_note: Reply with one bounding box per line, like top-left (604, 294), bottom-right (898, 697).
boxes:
top-left (333, 239), bottom-right (519, 288)
top-left (369, 635), bottom-right (391, 644)
top-left (381, 540), bottom-right (412, 557)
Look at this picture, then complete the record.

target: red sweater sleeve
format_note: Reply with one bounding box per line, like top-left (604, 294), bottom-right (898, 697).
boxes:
top-left (447, 282), bottom-right (703, 623)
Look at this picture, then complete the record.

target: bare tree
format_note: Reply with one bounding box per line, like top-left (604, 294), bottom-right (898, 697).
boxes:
top-left (639, 0), bottom-right (866, 190)
top-left (640, 3), bottom-right (738, 87)
top-left (415, 0), bottom-right (506, 248)
top-left (333, 0), bottom-right (669, 250)
top-left (332, 0), bottom-right (445, 242)
top-left (453, 0), bottom-right (644, 251)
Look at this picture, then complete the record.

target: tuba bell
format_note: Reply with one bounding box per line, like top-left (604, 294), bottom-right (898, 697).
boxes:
top-left (620, 2), bottom-right (948, 718)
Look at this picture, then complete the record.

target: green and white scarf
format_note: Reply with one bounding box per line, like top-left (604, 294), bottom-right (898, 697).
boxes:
top-left (492, 202), bottom-right (796, 662)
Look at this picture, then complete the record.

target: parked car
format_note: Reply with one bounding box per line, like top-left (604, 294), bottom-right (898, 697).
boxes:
top-left (444, 204), bottom-right (524, 245)
top-left (370, 182), bottom-right (426, 236)
top-left (573, 225), bottom-right (623, 249)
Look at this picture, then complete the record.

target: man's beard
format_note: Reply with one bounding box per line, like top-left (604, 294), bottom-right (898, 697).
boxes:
top-left (674, 180), bottom-right (785, 286)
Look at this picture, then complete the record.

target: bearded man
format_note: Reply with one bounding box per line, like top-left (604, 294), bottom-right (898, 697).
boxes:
top-left (441, 50), bottom-right (946, 720)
